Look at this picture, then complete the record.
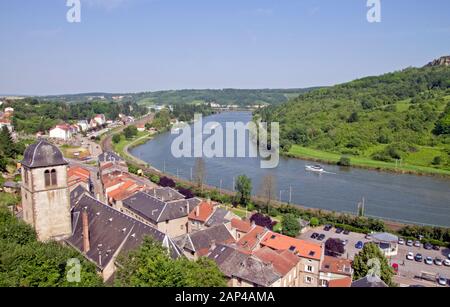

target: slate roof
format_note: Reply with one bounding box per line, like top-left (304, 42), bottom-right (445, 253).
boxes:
top-left (205, 208), bottom-right (230, 227)
top-left (209, 244), bottom-right (281, 287)
top-left (372, 232), bottom-right (399, 243)
top-left (146, 187), bottom-right (185, 202)
top-left (70, 185), bottom-right (90, 206)
top-left (174, 224), bottom-right (236, 256)
top-left (67, 193), bottom-right (182, 270)
top-left (21, 140), bottom-right (68, 169)
top-left (351, 275), bottom-right (388, 288)
top-left (98, 151), bottom-right (124, 163)
top-left (122, 191), bottom-right (200, 223)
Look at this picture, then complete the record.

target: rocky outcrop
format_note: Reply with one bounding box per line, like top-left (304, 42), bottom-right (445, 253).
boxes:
top-left (425, 56), bottom-right (450, 67)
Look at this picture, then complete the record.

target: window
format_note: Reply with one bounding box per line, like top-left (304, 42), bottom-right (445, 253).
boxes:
top-left (306, 265), bottom-right (313, 273)
top-left (305, 276), bottom-right (313, 284)
top-left (44, 169), bottom-right (57, 187)
top-left (50, 169), bottom-right (57, 186)
top-left (24, 169), bottom-right (28, 184)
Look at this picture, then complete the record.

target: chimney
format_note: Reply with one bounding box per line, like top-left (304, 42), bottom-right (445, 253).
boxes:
top-left (210, 240), bottom-right (216, 252)
top-left (82, 208), bottom-right (90, 253)
top-left (196, 205), bottom-right (200, 217)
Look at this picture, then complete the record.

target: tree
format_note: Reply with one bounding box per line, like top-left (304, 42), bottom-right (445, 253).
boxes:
top-left (338, 155), bottom-right (351, 167)
top-left (159, 176), bottom-right (176, 188)
top-left (235, 175), bottom-right (252, 206)
top-left (258, 174), bottom-right (277, 210)
top-left (250, 213), bottom-right (275, 230)
top-left (0, 205), bottom-right (103, 287)
top-left (123, 125), bottom-right (138, 139)
top-left (310, 217), bottom-right (320, 227)
top-left (112, 134), bottom-right (121, 144)
top-left (325, 238), bottom-right (345, 257)
top-left (432, 156), bottom-right (442, 165)
top-left (352, 242), bottom-right (395, 287)
top-left (281, 214), bottom-right (300, 237)
top-left (115, 237), bottom-right (226, 287)
top-left (0, 126), bottom-right (16, 159)
top-left (193, 158), bottom-right (206, 190)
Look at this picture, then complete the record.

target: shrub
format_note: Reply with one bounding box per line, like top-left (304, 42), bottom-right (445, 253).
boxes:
top-left (338, 155), bottom-right (351, 167)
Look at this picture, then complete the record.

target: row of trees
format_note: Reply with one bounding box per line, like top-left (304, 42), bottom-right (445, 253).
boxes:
top-left (0, 127), bottom-right (27, 172)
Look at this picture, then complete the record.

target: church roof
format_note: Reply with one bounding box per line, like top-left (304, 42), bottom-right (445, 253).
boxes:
top-left (21, 139), bottom-right (68, 169)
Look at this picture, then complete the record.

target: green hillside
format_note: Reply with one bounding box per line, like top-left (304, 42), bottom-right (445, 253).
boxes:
top-left (257, 65), bottom-right (450, 175)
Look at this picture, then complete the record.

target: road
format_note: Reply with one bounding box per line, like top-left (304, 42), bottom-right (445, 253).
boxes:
top-left (101, 113), bottom-right (154, 152)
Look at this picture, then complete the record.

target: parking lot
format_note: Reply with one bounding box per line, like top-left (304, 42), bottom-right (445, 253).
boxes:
top-left (299, 226), bottom-right (450, 287)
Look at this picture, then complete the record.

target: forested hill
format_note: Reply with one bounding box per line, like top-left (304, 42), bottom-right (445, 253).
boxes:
top-left (41, 88), bottom-right (319, 106)
top-left (257, 63), bottom-right (450, 173)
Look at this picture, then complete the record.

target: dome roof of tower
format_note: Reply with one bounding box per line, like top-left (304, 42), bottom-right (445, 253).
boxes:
top-left (21, 139), bottom-right (68, 169)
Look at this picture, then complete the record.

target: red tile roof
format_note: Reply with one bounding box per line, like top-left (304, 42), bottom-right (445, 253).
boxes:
top-left (260, 231), bottom-right (322, 261)
top-left (231, 218), bottom-right (253, 233)
top-left (254, 247), bottom-right (299, 276)
top-left (237, 225), bottom-right (267, 252)
top-left (328, 277), bottom-right (352, 288)
top-left (68, 166), bottom-right (90, 185)
top-left (188, 202), bottom-right (214, 222)
top-left (321, 256), bottom-right (353, 276)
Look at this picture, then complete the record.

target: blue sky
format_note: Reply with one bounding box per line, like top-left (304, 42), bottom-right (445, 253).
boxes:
top-left (0, 0), bottom-right (449, 95)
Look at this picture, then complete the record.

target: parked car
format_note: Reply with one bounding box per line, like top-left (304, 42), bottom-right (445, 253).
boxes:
top-left (444, 259), bottom-right (450, 267)
top-left (425, 257), bottom-right (433, 265)
top-left (432, 245), bottom-right (440, 251)
top-left (323, 225), bottom-right (332, 231)
top-left (335, 228), bottom-right (344, 234)
top-left (398, 238), bottom-right (405, 245)
top-left (414, 254), bottom-right (423, 262)
top-left (317, 234), bottom-right (326, 241)
top-left (423, 243), bottom-right (433, 250)
top-left (355, 241), bottom-right (364, 249)
top-left (434, 258), bottom-right (443, 266)
top-left (311, 233), bottom-right (319, 239)
top-left (414, 241), bottom-right (421, 247)
top-left (342, 239), bottom-right (348, 246)
top-left (343, 229), bottom-right (350, 235)
top-left (406, 252), bottom-right (414, 260)
top-left (437, 276), bottom-right (447, 286)
top-left (406, 240), bottom-right (413, 247)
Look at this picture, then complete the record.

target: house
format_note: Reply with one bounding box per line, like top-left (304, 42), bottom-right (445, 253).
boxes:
top-left (94, 114), bottom-right (106, 126)
top-left (136, 123), bottom-right (146, 132)
top-left (174, 224), bottom-right (235, 259)
top-left (259, 231), bottom-right (323, 287)
top-left (0, 118), bottom-right (13, 132)
top-left (209, 244), bottom-right (282, 287)
top-left (204, 207), bottom-right (235, 228)
top-left (49, 124), bottom-right (72, 141)
top-left (319, 256), bottom-right (353, 287)
top-left (188, 201), bottom-right (214, 232)
top-left (371, 232), bottom-right (399, 257)
top-left (254, 247), bottom-right (301, 287)
top-left (121, 191), bottom-right (201, 238)
top-left (67, 190), bottom-right (183, 281)
top-left (351, 275), bottom-right (388, 288)
top-left (4, 107), bottom-right (14, 114)
top-left (67, 166), bottom-right (91, 191)
top-left (2, 181), bottom-right (21, 194)
top-left (236, 225), bottom-right (268, 252)
top-left (77, 120), bottom-right (89, 132)
top-left (98, 151), bottom-right (126, 167)
top-left (230, 218), bottom-right (253, 240)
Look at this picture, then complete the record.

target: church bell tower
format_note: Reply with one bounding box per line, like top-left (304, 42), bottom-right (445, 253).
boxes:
top-left (20, 140), bottom-right (72, 241)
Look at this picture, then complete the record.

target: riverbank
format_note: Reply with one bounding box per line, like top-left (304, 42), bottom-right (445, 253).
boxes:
top-left (286, 145), bottom-right (450, 179)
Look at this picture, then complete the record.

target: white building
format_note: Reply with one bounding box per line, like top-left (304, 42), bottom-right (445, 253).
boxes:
top-left (77, 120), bottom-right (89, 132)
top-left (4, 107), bottom-right (14, 113)
top-left (0, 119), bottom-right (13, 132)
top-left (49, 125), bottom-right (72, 141)
top-left (93, 114), bottom-right (106, 126)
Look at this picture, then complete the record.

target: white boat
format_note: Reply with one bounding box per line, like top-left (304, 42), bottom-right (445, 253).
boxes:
top-left (305, 164), bottom-right (325, 173)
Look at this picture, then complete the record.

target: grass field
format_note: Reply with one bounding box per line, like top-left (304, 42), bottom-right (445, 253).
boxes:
top-left (60, 145), bottom-right (90, 159)
top-left (288, 145), bottom-right (450, 177)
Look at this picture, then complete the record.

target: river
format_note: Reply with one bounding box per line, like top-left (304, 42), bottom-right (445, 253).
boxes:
top-left (130, 112), bottom-right (450, 227)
